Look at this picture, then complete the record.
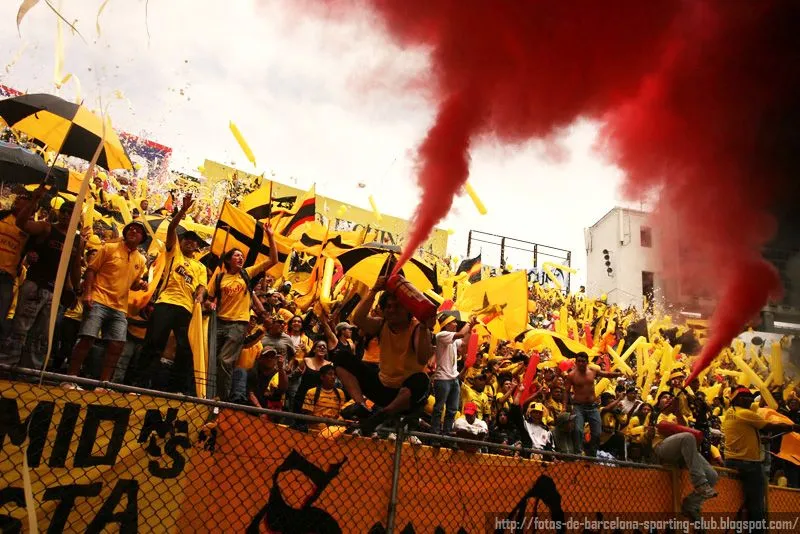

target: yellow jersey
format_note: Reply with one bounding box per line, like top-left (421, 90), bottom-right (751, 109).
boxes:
top-left (722, 407), bottom-right (768, 461)
top-left (237, 341), bottom-right (262, 370)
top-left (0, 213), bottom-right (26, 276)
top-left (303, 387), bottom-right (344, 420)
top-left (460, 385), bottom-right (492, 421)
top-left (156, 246), bottom-right (208, 313)
top-left (378, 319), bottom-right (425, 388)
top-left (362, 337), bottom-right (381, 364)
top-left (89, 241), bottom-right (147, 312)
top-left (209, 265), bottom-right (259, 322)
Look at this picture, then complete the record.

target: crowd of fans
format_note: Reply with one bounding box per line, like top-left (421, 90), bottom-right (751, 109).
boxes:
top-left (2, 131), bottom-right (800, 524)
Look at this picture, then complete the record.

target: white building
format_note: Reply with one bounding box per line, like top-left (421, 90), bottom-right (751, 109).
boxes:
top-left (584, 207), bottom-right (659, 310)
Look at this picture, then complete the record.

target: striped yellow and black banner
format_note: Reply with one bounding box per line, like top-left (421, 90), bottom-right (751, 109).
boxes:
top-left (209, 201), bottom-right (291, 273)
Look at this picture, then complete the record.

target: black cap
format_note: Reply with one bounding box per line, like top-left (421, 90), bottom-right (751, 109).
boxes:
top-left (178, 228), bottom-right (209, 247)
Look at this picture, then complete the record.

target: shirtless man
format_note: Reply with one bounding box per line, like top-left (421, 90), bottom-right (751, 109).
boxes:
top-left (564, 352), bottom-right (624, 457)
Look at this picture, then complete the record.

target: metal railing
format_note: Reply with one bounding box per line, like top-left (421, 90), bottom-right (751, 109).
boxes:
top-left (1, 365), bottom-right (797, 533)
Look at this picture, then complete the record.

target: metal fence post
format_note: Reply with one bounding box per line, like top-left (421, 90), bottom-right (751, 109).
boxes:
top-left (386, 423), bottom-right (405, 534)
top-left (670, 468), bottom-right (681, 514)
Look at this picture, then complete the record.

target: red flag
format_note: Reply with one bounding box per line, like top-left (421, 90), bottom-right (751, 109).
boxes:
top-left (464, 328), bottom-right (479, 368)
top-left (584, 324), bottom-right (594, 348)
top-left (438, 299), bottom-right (454, 312)
top-left (517, 352), bottom-right (541, 406)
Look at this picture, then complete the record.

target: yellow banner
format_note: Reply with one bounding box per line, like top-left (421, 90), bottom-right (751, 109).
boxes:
top-left (203, 160), bottom-right (449, 258)
top-left (0, 381), bottom-right (210, 533)
top-left (3, 383), bottom-right (798, 532)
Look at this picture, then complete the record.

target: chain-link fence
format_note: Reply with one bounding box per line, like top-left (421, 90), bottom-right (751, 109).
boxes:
top-left (2, 365), bottom-right (799, 533)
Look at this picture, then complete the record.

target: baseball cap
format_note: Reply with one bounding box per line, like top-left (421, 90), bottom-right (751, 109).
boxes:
top-left (178, 228), bottom-right (209, 247)
top-left (529, 402), bottom-right (544, 413)
top-left (463, 402), bottom-right (478, 415)
top-left (258, 347), bottom-right (278, 359)
top-left (438, 314), bottom-right (456, 329)
top-left (336, 322), bottom-right (354, 334)
top-left (669, 369), bottom-right (687, 380)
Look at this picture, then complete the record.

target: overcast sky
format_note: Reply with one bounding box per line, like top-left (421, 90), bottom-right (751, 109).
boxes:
top-left (0, 0), bottom-right (634, 284)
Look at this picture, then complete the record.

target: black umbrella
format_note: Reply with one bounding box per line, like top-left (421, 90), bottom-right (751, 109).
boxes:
top-left (0, 141), bottom-right (69, 186)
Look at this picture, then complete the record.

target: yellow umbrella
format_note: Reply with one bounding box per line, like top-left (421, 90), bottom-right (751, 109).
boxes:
top-left (0, 93), bottom-right (132, 170)
top-left (336, 244), bottom-right (437, 292)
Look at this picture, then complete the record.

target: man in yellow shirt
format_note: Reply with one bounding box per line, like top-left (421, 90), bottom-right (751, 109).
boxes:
top-left (723, 386), bottom-right (799, 531)
top-left (0, 188), bottom-right (30, 336)
top-left (66, 220), bottom-right (147, 385)
top-left (460, 373), bottom-right (492, 421)
top-left (348, 275), bottom-right (435, 436)
top-left (129, 195), bottom-right (208, 394)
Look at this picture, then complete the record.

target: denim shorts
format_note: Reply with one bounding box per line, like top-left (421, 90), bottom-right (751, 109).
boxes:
top-left (78, 302), bottom-right (128, 342)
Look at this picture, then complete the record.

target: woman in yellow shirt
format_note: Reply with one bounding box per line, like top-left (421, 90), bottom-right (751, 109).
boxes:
top-left (208, 221), bottom-right (277, 400)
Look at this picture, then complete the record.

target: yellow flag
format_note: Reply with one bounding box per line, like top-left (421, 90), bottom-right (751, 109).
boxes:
top-left (188, 303), bottom-right (208, 399)
top-left (211, 202), bottom-right (292, 276)
top-left (522, 329), bottom-right (597, 361)
top-left (456, 271), bottom-right (528, 340)
top-left (238, 179), bottom-right (272, 221)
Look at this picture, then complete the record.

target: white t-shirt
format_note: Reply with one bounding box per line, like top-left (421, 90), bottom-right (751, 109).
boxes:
top-left (454, 416), bottom-right (488, 436)
top-left (433, 331), bottom-right (462, 381)
top-left (524, 420), bottom-right (554, 451)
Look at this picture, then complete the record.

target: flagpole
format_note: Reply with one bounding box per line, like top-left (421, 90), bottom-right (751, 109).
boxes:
top-left (206, 201), bottom-right (232, 400)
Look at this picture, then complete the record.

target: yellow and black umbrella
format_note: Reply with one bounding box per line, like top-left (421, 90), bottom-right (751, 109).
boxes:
top-left (337, 243), bottom-right (438, 292)
top-left (0, 93), bottom-right (131, 170)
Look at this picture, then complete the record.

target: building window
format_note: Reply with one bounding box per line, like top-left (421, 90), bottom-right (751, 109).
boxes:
top-left (640, 226), bottom-right (653, 248)
top-left (642, 271), bottom-right (655, 299)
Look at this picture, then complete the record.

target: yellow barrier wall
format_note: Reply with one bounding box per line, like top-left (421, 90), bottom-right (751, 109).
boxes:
top-left (2, 382), bottom-right (799, 533)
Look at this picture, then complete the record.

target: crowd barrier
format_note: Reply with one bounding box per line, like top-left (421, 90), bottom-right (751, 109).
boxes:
top-left (2, 366), bottom-right (800, 533)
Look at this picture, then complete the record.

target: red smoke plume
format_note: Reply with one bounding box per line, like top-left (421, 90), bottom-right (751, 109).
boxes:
top-left (321, 0), bottom-right (798, 376)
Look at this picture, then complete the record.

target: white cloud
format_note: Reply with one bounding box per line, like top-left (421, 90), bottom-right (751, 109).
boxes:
top-left (1, 0), bottom-right (632, 285)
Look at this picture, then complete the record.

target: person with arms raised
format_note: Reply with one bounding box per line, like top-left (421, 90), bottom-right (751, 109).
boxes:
top-left (430, 314), bottom-right (476, 436)
top-left (207, 221), bottom-right (278, 400)
top-left (564, 351), bottom-right (625, 457)
top-left (341, 275), bottom-right (435, 436)
top-left (129, 194), bottom-right (208, 394)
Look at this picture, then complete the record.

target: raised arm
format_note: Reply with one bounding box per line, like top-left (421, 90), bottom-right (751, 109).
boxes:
top-left (166, 194), bottom-right (193, 252)
top-left (319, 309), bottom-right (338, 350)
top-left (453, 317), bottom-right (477, 340)
top-left (16, 184), bottom-right (50, 236)
top-left (352, 277), bottom-right (385, 337)
top-left (597, 369), bottom-right (624, 380)
top-left (248, 221), bottom-right (279, 276)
